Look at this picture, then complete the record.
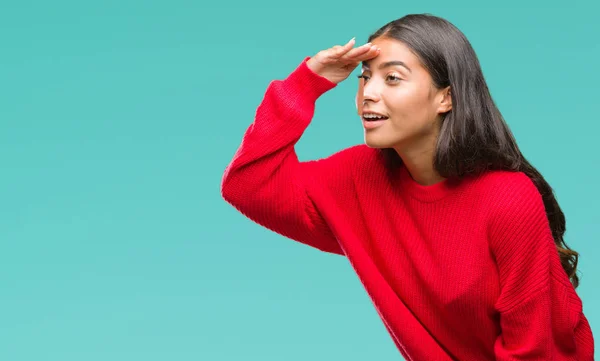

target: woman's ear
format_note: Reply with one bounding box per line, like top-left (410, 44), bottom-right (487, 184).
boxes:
top-left (438, 86), bottom-right (452, 114)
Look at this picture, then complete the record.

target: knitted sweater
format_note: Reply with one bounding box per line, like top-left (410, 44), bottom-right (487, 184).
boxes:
top-left (220, 57), bottom-right (595, 360)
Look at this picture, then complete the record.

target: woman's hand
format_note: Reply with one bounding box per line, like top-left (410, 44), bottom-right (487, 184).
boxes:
top-left (306, 38), bottom-right (380, 84)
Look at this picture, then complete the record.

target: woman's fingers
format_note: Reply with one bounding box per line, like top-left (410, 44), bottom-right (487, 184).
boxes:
top-left (344, 42), bottom-right (374, 58)
top-left (321, 39), bottom-right (378, 65)
top-left (343, 44), bottom-right (379, 63)
top-left (306, 38), bottom-right (380, 84)
top-left (325, 37), bottom-right (356, 60)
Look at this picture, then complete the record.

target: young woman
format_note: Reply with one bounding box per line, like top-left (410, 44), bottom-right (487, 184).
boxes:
top-left (220, 14), bottom-right (594, 360)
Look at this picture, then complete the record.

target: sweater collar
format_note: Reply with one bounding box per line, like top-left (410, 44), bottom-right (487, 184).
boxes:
top-left (398, 164), bottom-right (463, 202)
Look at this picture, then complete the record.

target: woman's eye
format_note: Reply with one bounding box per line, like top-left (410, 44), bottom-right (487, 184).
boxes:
top-left (357, 74), bottom-right (400, 83)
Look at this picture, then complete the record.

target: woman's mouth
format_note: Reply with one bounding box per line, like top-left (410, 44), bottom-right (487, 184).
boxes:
top-left (362, 112), bottom-right (389, 129)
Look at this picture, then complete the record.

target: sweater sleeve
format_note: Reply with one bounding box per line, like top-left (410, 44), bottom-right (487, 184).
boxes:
top-left (488, 173), bottom-right (595, 360)
top-left (220, 57), bottom-right (346, 255)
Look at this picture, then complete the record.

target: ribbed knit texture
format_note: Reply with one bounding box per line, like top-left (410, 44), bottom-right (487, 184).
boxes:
top-left (221, 57), bottom-right (595, 361)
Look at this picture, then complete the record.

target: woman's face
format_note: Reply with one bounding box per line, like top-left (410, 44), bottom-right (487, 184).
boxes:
top-left (357, 37), bottom-right (452, 152)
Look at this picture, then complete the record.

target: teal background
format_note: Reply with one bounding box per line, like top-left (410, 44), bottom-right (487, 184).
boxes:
top-left (1, 0), bottom-right (598, 360)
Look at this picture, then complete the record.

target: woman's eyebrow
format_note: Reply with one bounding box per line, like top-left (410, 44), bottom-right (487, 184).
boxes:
top-left (362, 60), bottom-right (412, 73)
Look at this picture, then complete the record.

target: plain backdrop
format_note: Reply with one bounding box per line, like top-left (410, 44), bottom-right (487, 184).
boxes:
top-left (1, 0), bottom-right (598, 360)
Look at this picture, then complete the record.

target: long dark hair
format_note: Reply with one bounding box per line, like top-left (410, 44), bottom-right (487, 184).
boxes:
top-left (369, 14), bottom-right (580, 288)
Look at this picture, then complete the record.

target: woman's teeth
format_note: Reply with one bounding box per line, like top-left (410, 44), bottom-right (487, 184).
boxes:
top-left (363, 114), bottom-right (388, 121)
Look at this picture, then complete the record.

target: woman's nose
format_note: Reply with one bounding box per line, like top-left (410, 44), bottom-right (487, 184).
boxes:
top-left (363, 85), bottom-right (381, 102)
top-left (363, 82), bottom-right (381, 103)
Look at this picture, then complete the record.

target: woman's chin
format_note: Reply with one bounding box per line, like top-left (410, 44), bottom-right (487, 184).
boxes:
top-left (364, 134), bottom-right (393, 149)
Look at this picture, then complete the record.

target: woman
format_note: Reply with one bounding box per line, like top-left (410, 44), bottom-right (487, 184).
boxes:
top-left (220, 14), bottom-right (594, 360)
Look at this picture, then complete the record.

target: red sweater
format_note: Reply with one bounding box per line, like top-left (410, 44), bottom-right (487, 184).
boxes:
top-left (221, 58), bottom-right (595, 360)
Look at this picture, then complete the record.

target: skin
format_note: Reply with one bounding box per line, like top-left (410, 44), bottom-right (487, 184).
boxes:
top-left (306, 37), bottom-right (452, 186)
top-left (359, 37), bottom-right (452, 186)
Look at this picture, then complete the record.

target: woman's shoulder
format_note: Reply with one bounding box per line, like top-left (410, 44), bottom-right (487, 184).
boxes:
top-left (475, 169), bottom-right (538, 197)
top-left (307, 144), bottom-right (382, 170)
top-left (473, 169), bottom-right (545, 219)
top-left (302, 144), bottom-right (385, 193)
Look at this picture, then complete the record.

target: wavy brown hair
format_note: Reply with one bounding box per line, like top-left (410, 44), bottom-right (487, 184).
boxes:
top-left (369, 14), bottom-right (580, 288)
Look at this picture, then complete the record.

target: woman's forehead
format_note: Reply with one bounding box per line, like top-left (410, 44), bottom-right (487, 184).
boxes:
top-left (363, 38), bottom-right (419, 70)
